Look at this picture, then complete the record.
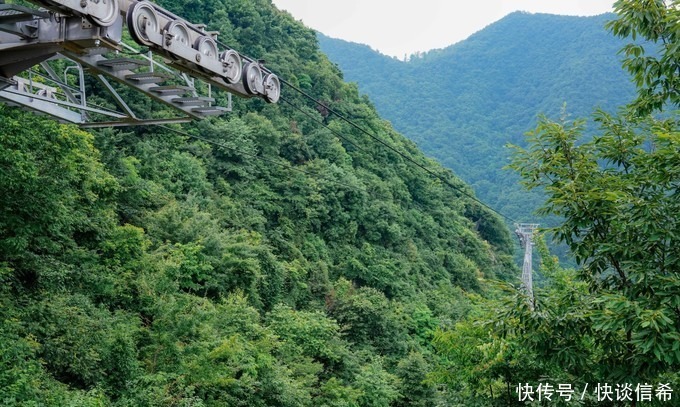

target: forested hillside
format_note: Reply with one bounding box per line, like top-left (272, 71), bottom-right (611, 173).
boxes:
top-left (433, 2), bottom-right (680, 405)
top-left (319, 12), bottom-right (636, 224)
top-left (0, 0), bottom-right (515, 405)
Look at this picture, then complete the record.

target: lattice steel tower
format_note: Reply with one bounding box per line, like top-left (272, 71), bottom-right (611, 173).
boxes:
top-left (515, 223), bottom-right (538, 309)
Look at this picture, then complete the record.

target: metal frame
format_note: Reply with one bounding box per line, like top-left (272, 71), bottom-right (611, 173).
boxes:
top-left (515, 223), bottom-right (539, 308)
top-left (0, 0), bottom-right (278, 127)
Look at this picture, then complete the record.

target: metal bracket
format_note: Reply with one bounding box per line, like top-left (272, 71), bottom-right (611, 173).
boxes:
top-left (0, 0), bottom-right (278, 127)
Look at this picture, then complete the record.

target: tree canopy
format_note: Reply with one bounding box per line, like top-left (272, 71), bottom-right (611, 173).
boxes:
top-left (319, 12), bottom-right (636, 235)
top-left (2, 0), bottom-right (676, 405)
top-left (0, 0), bottom-right (514, 405)
top-left (433, 1), bottom-right (680, 405)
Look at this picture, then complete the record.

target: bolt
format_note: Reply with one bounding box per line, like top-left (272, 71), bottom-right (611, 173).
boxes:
top-left (195, 54), bottom-right (201, 63)
top-left (80, 0), bottom-right (87, 8)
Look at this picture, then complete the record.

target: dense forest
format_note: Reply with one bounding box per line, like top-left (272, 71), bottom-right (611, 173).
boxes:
top-left (1, 0), bottom-right (679, 406)
top-left (1, 0), bottom-right (514, 405)
top-left (318, 12), bottom-right (637, 229)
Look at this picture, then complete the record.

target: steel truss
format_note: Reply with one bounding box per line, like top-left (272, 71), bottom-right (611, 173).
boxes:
top-left (515, 223), bottom-right (539, 309)
top-left (0, 0), bottom-right (281, 127)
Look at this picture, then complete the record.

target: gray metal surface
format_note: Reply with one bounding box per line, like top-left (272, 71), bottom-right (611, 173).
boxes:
top-left (0, 0), bottom-right (281, 127)
top-left (515, 223), bottom-right (539, 309)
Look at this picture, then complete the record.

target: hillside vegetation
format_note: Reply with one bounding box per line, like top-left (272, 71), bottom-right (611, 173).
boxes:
top-left (3, 1), bottom-right (678, 405)
top-left (433, 1), bottom-right (680, 405)
top-left (0, 0), bottom-right (514, 405)
top-left (319, 12), bottom-right (636, 225)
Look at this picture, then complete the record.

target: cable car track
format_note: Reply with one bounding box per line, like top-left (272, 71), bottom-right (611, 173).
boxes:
top-left (0, 0), bottom-right (281, 126)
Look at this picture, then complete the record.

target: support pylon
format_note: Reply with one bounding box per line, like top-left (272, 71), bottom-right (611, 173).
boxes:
top-left (515, 223), bottom-right (539, 309)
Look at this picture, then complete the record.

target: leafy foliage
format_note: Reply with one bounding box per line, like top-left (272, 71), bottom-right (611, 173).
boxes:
top-left (608, 0), bottom-right (680, 114)
top-left (433, 2), bottom-right (680, 405)
top-left (505, 93), bottom-right (680, 387)
top-left (0, 0), bottom-right (514, 405)
top-left (319, 13), bottom-right (636, 245)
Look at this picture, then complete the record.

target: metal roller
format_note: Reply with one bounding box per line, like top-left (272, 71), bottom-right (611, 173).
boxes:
top-left (242, 61), bottom-right (263, 95)
top-left (194, 36), bottom-right (219, 74)
top-left (89, 0), bottom-right (119, 27)
top-left (263, 73), bottom-right (280, 104)
top-left (165, 20), bottom-right (190, 47)
top-left (220, 50), bottom-right (242, 84)
top-left (123, 1), bottom-right (282, 103)
top-left (127, 1), bottom-right (158, 46)
top-left (0, 0), bottom-right (284, 129)
top-left (27, 0), bottom-right (120, 26)
top-left (195, 36), bottom-right (218, 59)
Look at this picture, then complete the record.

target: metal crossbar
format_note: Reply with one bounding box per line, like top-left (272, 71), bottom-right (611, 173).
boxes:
top-left (0, 0), bottom-right (278, 126)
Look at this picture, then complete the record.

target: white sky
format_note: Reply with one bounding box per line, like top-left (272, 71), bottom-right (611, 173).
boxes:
top-left (271, 0), bottom-right (615, 58)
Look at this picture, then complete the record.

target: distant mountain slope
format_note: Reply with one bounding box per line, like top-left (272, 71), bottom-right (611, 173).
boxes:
top-left (319, 12), bottom-right (635, 222)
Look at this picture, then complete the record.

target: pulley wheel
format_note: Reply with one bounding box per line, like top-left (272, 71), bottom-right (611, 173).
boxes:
top-left (220, 50), bottom-right (242, 84)
top-left (195, 36), bottom-right (219, 59)
top-left (263, 73), bottom-right (280, 103)
top-left (165, 20), bottom-right (191, 47)
top-left (242, 62), bottom-right (263, 95)
top-left (90, 0), bottom-right (120, 27)
top-left (127, 1), bottom-right (159, 47)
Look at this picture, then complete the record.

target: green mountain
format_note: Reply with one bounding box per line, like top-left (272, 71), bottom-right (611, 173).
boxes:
top-left (318, 12), bottom-right (636, 223)
top-left (0, 0), bottom-right (514, 405)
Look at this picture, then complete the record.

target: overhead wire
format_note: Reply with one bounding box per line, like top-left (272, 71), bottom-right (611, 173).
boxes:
top-left (109, 34), bottom-right (518, 223)
top-left (279, 95), bottom-right (368, 154)
top-left (211, 39), bottom-right (516, 221)
top-left (278, 78), bottom-right (519, 224)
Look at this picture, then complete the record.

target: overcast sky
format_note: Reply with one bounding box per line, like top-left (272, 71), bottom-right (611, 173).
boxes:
top-left (271, 0), bottom-right (615, 58)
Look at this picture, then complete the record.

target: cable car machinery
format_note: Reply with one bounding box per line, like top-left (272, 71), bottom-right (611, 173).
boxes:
top-left (0, 0), bottom-right (281, 127)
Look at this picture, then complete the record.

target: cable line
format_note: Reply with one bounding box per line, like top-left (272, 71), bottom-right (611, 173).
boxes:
top-left (279, 79), bottom-right (518, 224)
top-left (280, 95), bottom-right (368, 154)
top-left (177, 36), bottom-right (516, 223)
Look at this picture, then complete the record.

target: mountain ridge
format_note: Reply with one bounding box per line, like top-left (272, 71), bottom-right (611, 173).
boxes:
top-left (319, 12), bottom-right (636, 223)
